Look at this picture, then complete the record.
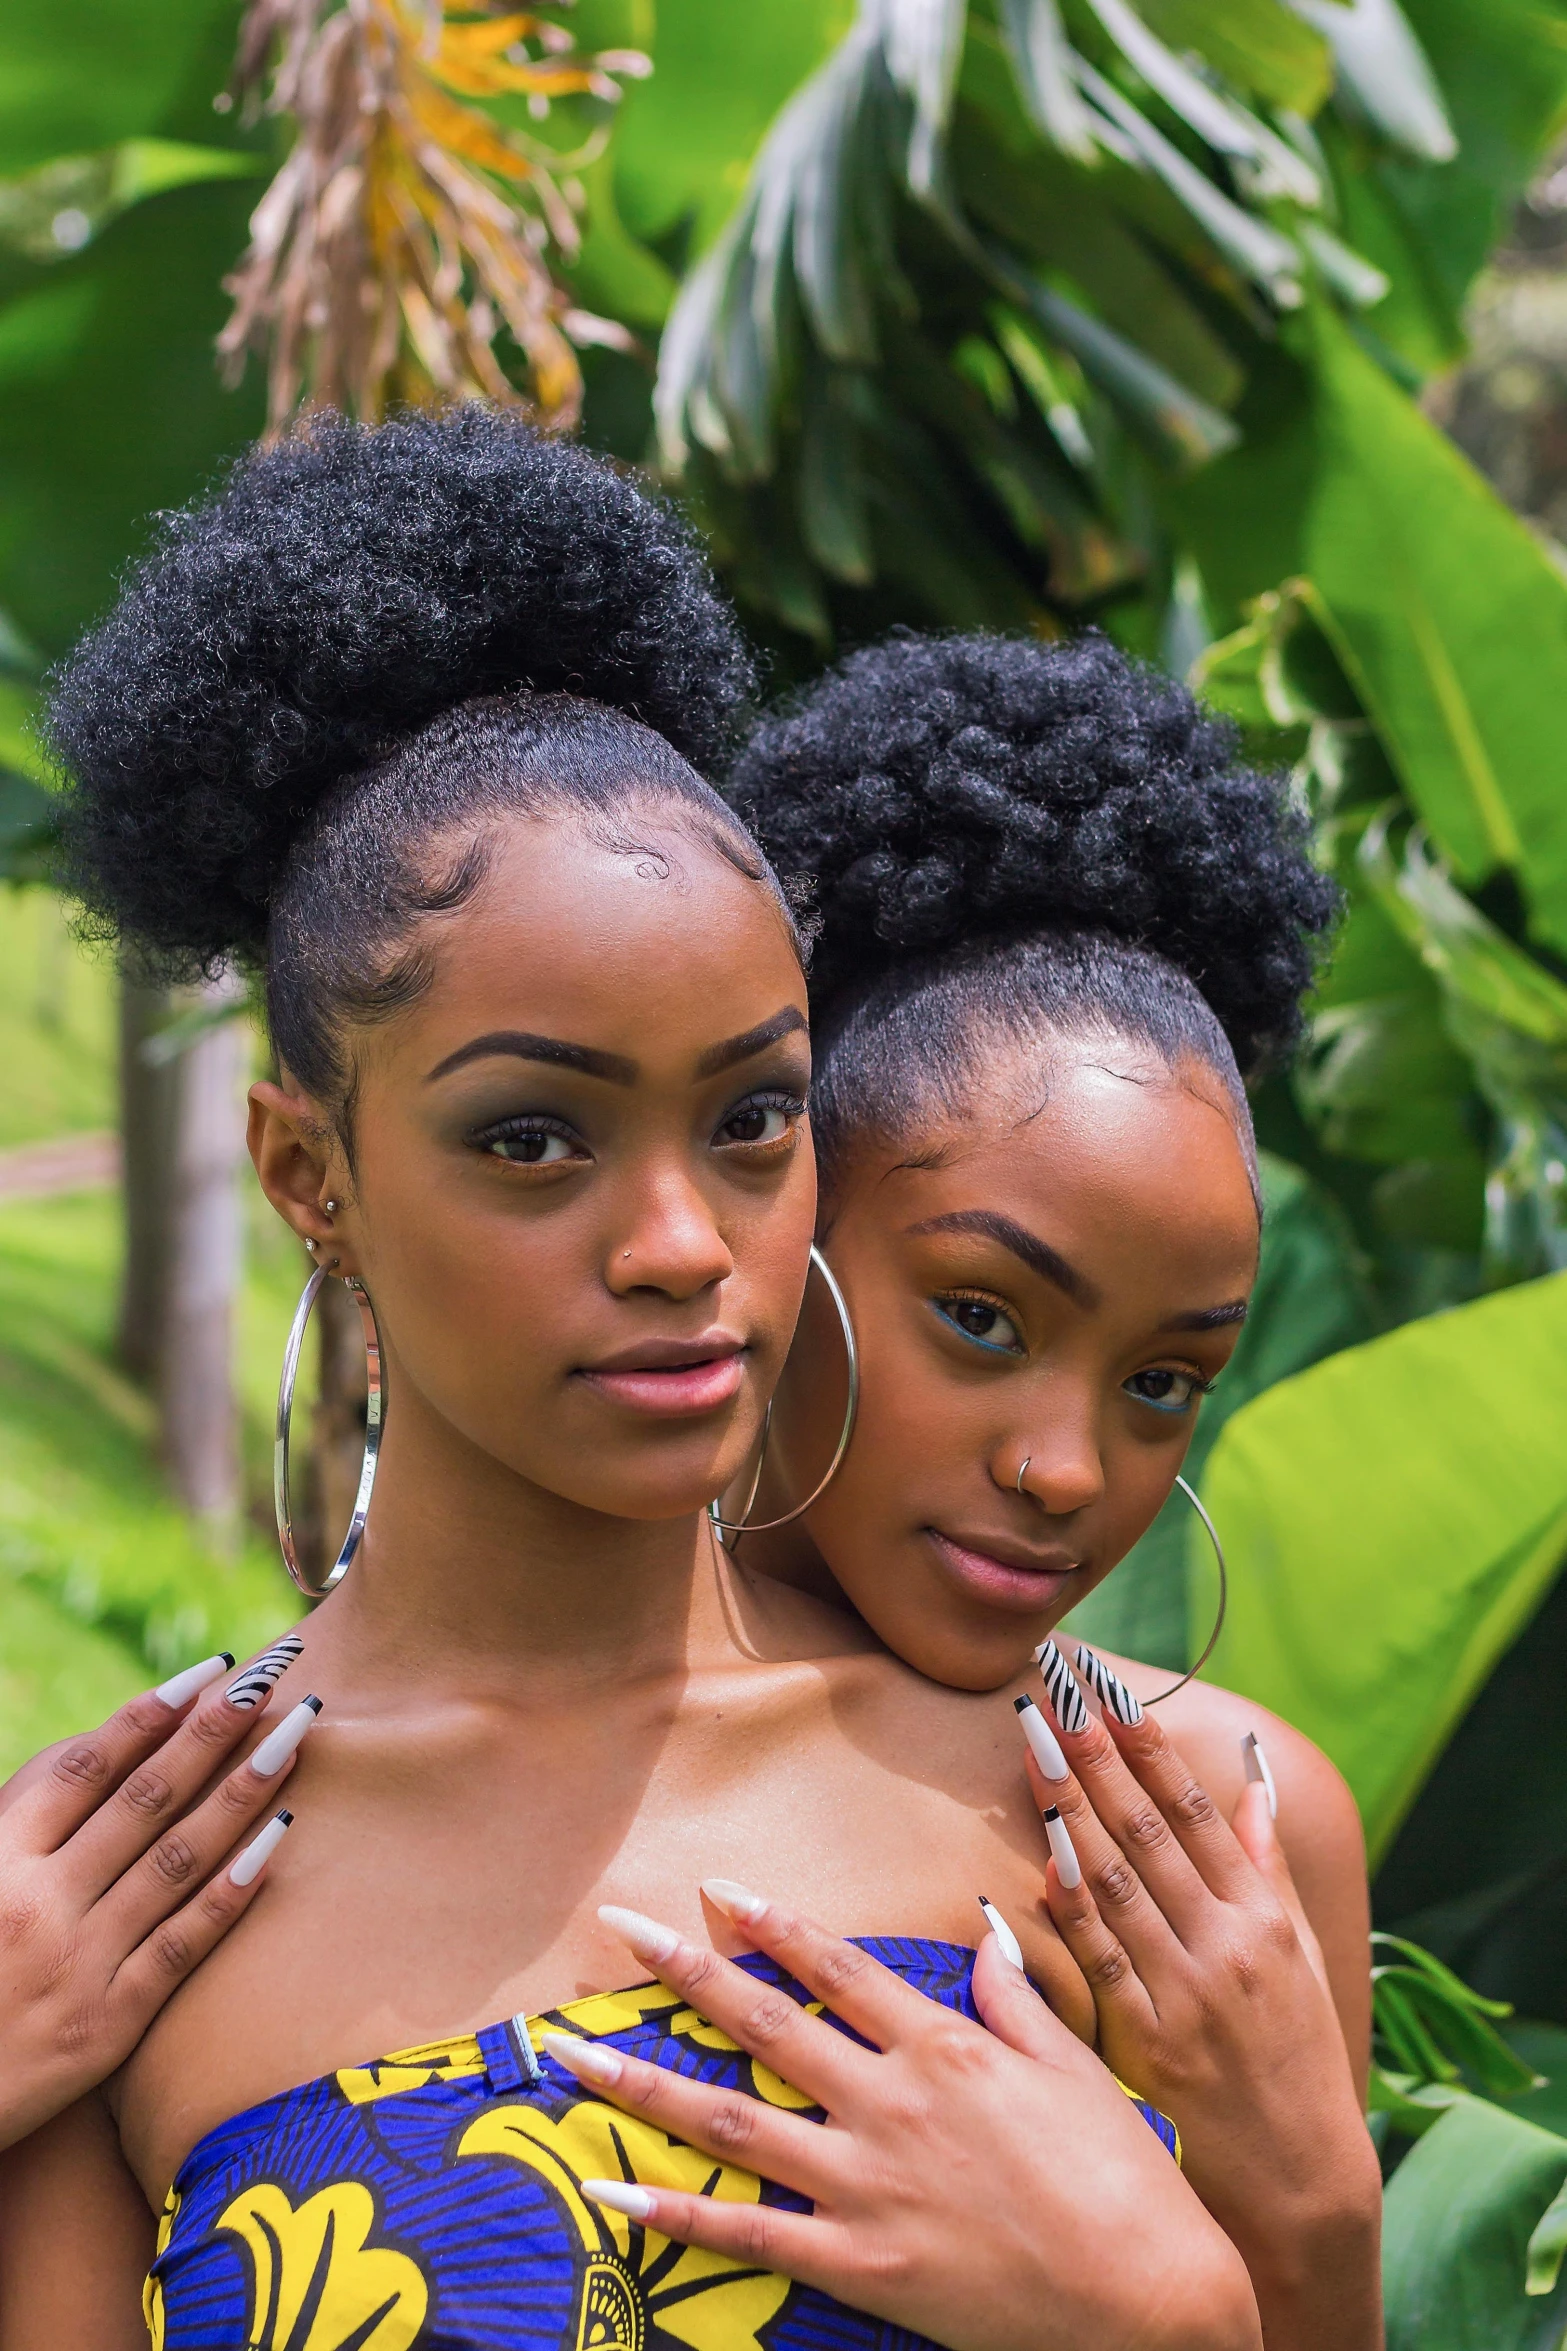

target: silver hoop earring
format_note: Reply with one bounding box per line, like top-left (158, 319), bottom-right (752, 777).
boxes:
top-left (708, 1244), bottom-right (859, 1542)
top-left (274, 1264), bottom-right (384, 1599)
top-left (1142, 1475), bottom-right (1227, 1706)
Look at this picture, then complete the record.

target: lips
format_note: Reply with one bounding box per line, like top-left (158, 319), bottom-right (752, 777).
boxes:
top-left (577, 1335), bottom-right (746, 1419)
top-left (926, 1529), bottom-right (1084, 1615)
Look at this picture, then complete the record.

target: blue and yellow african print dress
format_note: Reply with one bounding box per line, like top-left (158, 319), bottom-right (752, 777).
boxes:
top-left (146, 1935), bottom-right (1177, 2351)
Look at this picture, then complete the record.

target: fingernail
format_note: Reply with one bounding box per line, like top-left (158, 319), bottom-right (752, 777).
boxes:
top-left (248, 1696), bottom-right (322, 1776)
top-left (230, 1809), bottom-right (292, 1887)
top-left (1074, 1644), bottom-right (1144, 1727)
top-left (154, 1652), bottom-right (235, 1708)
top-left (227, 1635), bottom-right (304, 1710)
top-left (1014, 1693), bottom-right (1069, 1780)
top-left (700, 1877), bottom-right (767, 1924)
top-left (581, 2178), bottom-right (656, 2221)
top-left (598, 1903), bottom-right (681, 1965)
top-left (1242, 1732), bottom-right (1278, 1821)
top-left (1043, 1805), bottom-right (1083, 1891)
top-left (977, 1895), bottom-right (1025, 1971)
top-left (541, 2030), bottom-right (623, 2086)
top-left (1037, 1639), bottom-right (1089, 1735)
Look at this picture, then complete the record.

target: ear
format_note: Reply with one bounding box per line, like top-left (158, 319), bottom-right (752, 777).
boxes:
top-left (248, 1080), bottom-right (354, 1269)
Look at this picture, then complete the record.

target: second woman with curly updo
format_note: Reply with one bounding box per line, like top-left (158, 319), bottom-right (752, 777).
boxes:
top-left (0, 417), bottom-right (1263, 2351)
top-left (642, 627), bottom-right (1380, 2351)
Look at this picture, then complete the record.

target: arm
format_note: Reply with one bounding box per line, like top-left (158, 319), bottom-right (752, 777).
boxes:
top-left (1032, 1658), bottom-right (1383, 2351)
top-left (1251, 1712), bottom-right (1372, 2102)
top-left (0, 2092), bottom-right (154, 2350)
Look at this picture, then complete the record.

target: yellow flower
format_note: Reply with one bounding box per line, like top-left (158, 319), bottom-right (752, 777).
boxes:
top-left (460, 2100), bottom-right (791, 2351)
top-left (217, 2180), bottom-right (428, 2351)
top-left (336, 2035), bottom-right (487, 2107)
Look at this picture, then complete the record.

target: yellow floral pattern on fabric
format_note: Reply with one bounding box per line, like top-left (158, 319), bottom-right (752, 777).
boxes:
top-left (460, 2100), bottom-right (791, 2351)
top-left (664, 2003), bottom-right (825, 2112)
top-left (144, 2187), bottom-right (180, 2347)
top-left (217, 2179), bottom-right (428, 2350)
top-left (337, 2037), bottom-right (487, 2105)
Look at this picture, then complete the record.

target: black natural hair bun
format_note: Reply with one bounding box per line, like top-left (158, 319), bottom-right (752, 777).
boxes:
top-left (50, 405), bottom-right (757, 969)
top-left (729, 628), bottom-right (1339, 1075)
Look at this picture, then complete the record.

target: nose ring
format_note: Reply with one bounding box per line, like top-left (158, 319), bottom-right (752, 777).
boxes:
top-left (1016, 1458), bottom-right (1032, 1494)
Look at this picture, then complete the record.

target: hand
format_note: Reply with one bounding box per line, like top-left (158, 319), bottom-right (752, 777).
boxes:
top-left (0, 1646), bottom-right (307, 2149)
top-left (544, 1884), bottom-right (1261, 2351)
top-left (1028, 1657), bottom-right (1382, 2351)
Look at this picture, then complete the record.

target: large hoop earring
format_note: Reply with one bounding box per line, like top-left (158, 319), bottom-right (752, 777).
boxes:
top-left (708, 1244), bottom-right (859, 1542)
top-left (274, 1264), bottom-right (384, 1599)
top-left (1142, 1474), bottom-right (1227, 1707)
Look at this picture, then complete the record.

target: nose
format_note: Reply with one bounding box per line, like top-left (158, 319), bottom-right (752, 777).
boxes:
top-left (997, 1418), bottom-right (1105, 1518)
top-left (606, 1165), bottom-right (734, 1303)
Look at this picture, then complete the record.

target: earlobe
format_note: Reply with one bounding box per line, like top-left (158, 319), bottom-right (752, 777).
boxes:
top-left (247, 1081), bottom-right (344, 1256)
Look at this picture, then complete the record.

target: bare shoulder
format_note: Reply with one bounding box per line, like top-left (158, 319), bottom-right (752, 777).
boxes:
top-left (1107, 1655), bottom-right (1361, 1848)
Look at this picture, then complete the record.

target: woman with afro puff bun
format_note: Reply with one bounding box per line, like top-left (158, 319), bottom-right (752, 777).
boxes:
top-left (0, 419), bottom-right (1265, 2351)
top-left (681, 628), bottom-right (1382, 2351)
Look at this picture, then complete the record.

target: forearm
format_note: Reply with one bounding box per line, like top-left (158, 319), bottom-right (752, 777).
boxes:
top-left (1238, 2204), bottom-right (1383, 2351)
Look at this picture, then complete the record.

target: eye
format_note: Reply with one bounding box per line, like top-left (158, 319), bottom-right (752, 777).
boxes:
top-left (1123, 1367), bottom-right (1212, 1415)
top-left (935, 1294), bottom-right (1025, 1355)
top-left (714, 1091), bottom-right (805, 1149)
top-left (471, 1117), bottom-right (584, 1167)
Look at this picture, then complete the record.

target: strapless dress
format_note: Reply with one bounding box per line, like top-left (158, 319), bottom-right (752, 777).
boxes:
top-left (145, 1934), bottom-right (1177, 2350)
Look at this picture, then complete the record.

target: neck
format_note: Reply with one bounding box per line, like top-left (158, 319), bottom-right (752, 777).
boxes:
top-left (312, 1357), bottom-right (729, 1701)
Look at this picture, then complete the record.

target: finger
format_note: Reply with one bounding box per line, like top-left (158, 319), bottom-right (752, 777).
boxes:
top-left (1044, 1855), bottom-right (1161, 2042)
top-left (1230, 1782), bottom-right (1331, 1997)
top-left (700, 1880), bottom-right (944, 2053)
top-left (1087, 1693), bottom-right (1258, 1907)
top-left (1020, 1739), bottom-right (1188, 1979)
top-left (970, 1927), bottom-right (1094, 2063)
top-left (540, 2030), bottom-right (843, 2202)
top-left (580, 2177), bottom-right (838, 2292)
top-left (598, 1900), bottom-right (879, 2112)
top-left (61, 1650), bottom-right (312, 1902)
top-left (91, 1742), bottom-right (301, 1947)
top-left (105, 1809), bottom-right (293, 2042)
top-left (0, 1656), bottom-right (235, 1853)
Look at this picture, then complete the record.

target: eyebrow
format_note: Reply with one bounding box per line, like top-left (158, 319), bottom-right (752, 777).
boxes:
top-left (694, 1006), bottom-right (809, 1078)
top-left (423, 1004), bottom-right (808, 1089)
top-left (424, 1031), bottom-right (638, 1086)
top-left (904, 1211), bottom-right (1101, 1311)
top-left (1158, 1301), bottom-right (1249, 1332)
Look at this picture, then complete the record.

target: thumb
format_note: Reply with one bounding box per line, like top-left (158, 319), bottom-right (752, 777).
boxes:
top-left (1230, 1781), bottom-right (1331, 1997)
top-left (971, 1924), bottom-right (1081, 2062)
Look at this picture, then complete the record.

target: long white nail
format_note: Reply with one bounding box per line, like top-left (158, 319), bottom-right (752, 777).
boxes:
top-left (227, 1636), bottom-right (304, 1710)
top-left (598, 1903), bottom-right (681, 1965)
top-left (1037, 1639), bottom-right (1089, 1735)
top-left (248, 1695), bottom-right (322, 1776)
top-left (978, 1896), bottom-right (1025, 1971)
top-left (701, 1877), bottom-right (767, 1924)
top-left (1043, 1805), bottom-right (1083, 1891)
top-left (1242, 1732), bottom-right (1278, 1821)
top-left (154, 1652), bottom-right (235, 1708)
top-left (230, 1809), bottom-right (292, 1886)
top-left (581, 2178), bottom-right (656, 2221)
top-left (1014, 1693), bottom-right (1069, 1780)
top-left (1074, 1644), bottom-right (1144, 1727)
top-left (541, 2030), bottom-right (623, 2086)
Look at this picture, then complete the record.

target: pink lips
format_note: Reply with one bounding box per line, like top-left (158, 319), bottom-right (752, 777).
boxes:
top-left (578, 1337), bottom-right (746, 1419)
top-left (926, 1530), bottom-right (1081, 1614)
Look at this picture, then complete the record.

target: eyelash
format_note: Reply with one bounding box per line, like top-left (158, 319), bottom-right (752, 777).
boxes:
top-left (934, 1290), bottom-right (1025, 1356)
top-left (469, 1113), bottom-right (582, 1166)
top-left (1123, 1367), bottom-right (1218, 1416)
top-left (713, 1089), bottom-right (808, 1148)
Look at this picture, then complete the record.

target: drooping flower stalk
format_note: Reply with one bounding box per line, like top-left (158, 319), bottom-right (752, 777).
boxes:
top-left (221, 0), bottom-right (648, 433)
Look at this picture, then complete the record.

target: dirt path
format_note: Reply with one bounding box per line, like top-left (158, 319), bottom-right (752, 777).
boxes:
top-left (0, 1131), bottom-right (120, 1201)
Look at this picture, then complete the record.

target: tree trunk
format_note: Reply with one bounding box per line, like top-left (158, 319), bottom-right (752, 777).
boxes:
top-left (158, 976), bottom-right (246, 1537)
top-left (116, 976), bottom-right (178, 1383)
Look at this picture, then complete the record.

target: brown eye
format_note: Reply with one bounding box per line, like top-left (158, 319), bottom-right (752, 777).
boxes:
top-left (1123, 1368), bottom-right (1205, 1414)
top-left (935, 1296), bottom-right (1023, 1354)
top-left (714, 1093), bottom-right (801, 1148)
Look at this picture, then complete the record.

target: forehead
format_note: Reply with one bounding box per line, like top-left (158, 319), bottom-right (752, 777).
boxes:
top-left (377, 809), bottom-right (807, 1076)
top-left (855, 1041), bottom-right (1259, 1289)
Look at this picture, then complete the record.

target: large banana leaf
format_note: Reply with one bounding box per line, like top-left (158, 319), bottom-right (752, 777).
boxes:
top-left (1383, 2092), bottom-right (1567, 2350)
top-left (1194, 1270), bottom-right (1567, 1865)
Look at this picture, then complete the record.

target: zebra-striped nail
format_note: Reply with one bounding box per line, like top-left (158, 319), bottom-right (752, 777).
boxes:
top-left (1038, 1638), bottom-right (1089, 1735)
top-left (227, 1635), bottom-right (304, 1710)
top-left (1074, 1644), bottom-right (1144, 1727)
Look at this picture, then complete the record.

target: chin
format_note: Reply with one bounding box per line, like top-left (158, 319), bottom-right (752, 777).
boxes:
top-left (854, 1594), bottom-right (1030, 1694)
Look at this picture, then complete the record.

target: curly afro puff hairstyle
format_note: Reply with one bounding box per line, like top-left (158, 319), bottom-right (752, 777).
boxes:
top-left (48, 406), bottom-right (781, 1108)
top-left (729, 628), bottom-right (1339, 1193)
